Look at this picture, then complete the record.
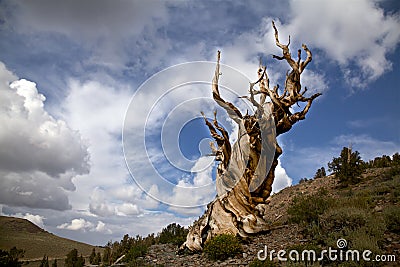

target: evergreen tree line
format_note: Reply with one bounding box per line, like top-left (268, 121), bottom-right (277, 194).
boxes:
top-left (38, 249), bottom-right (83, 267)
top-left (307, 148), bottom-right (400, 186)
top-left (1, 247), bottom-right (86, 267)
top-left (102, 222), bottom-right (188, 266)
top-left (89, 247), bottom-right (102, 265)
top-left (38, 255), bottom-right (58, 267)
top-left (0, 223), bottom-right (187, 267)
top-left (0, 247), bottom-right (24, 267)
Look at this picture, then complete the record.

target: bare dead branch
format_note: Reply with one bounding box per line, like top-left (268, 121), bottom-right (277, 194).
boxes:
top-left (300, 86), bottom-right (308, 96)
top-left (211, 50), bottom-right (221, 97)
top-left (299, 44), bottom-right (312, 73)
top-left (259, 66), bottom-right (269, 105)
top-left (271, 20), bottom-right (297, 71)
top-left (297, 49), bottom-right (301, 66)
top-left (211, 51), bottom-right (243, 122)
top-left (289, 92), bottom-right (322, 121)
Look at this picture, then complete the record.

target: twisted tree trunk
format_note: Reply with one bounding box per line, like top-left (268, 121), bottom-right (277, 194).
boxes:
top-left (180, 21), bottom-right (321, 252)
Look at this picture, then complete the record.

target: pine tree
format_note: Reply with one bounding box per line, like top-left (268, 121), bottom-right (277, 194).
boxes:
top-left (93, 252), bottom-right (101, 265)
top-left (39, 255), bottom-right (49, 267)
top-left (392, 152), bottom-right (400, 165)
top-left (102, 246), bottom-right (111, 265)
top-left (77, 255), bottom-right (84, 267)
top-left (158, 223), bottom-right (188, 246)
top-left (328, 147), bottom-right (364, 185)
top-left (0, 247), bottom-right (24, 267)
top-left (65, 249), bottom-right (84, 267)
top-left (89, 248), bottom-right (96, 264)
top-left (314, 167), bottom-right (326, 178)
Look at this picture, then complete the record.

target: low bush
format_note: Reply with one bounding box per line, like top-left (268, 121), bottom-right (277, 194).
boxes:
top-left (125, 244), bottom-right (148, 263)
top-left (320, 206), bottom-right (369, 233)
top-left (383, 205), bottom-right (400, 233)
top-left (249, 258), bottom-right (277, 267)
top-left (158, 223), bottom-right (188, 246)
top-left (0, 247), bottom-right (25, 267)
top-left (203, 234), bottom-right (242, 261)
top-left (287, 189), bottom-right (332, 225)
top-left (126, 258), bottom-right (152, 267)
top-left (346, 228), bottom-right (382, 254)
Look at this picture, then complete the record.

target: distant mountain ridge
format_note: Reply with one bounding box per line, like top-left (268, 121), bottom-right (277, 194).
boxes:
top-left (0, 216), bottom-right (101, 261)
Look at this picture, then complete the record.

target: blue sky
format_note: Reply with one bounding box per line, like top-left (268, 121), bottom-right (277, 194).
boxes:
top-left (0, 0), bottom-right (399, 245)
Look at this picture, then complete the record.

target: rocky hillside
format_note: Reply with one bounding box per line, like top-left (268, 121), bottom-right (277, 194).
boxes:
top-left (141, 167), bottom-right (399, 266)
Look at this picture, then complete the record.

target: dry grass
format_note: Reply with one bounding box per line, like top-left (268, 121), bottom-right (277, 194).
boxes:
top-left (0, 216), bottom-right (103, 262)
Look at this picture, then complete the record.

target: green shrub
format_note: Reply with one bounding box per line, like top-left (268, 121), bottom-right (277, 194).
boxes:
top-left (314, 167), bottom-right (326, 179)
top-left (373, 184), bottom-right (392, 196)
top-left (126, 258), bottom-right (152, 267)
top-left (158, 223), bottom-right (188, 246)
top-left (287, 189), bottom-right (332, 225)
top-left (65, 249), bottom-right (84, 267)
top-left (341, 194), bottom-right (373, 209)
top-left (371, 176), bottom-right (400, 203)
top-left (203, 234), bottom-right (242, 261)
top-left (320, 206), bottom-right (369, 234)
top-left (346, 228), bottom-right (383, 256)
top-left (320, 201), bottom-right (385, 247)
top-left (249, 258), bottom-right (277, 267)
top-left (381, 165), bottom-right (400, 181)
top-left (39, 255), bottom-right (49, 267)
top-left (383, 205), bottom-right (400, 233)
top-left (0, 247), bottom-right (25, 267)
top-left (125, 244), bottom-right (148, 262)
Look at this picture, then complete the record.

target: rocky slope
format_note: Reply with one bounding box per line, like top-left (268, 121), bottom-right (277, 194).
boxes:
top-left (141, 168), bottom-right (399, 266)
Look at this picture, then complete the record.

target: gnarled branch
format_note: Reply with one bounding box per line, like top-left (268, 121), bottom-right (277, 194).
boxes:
top-left (181, 21), bottom-right (322, 253)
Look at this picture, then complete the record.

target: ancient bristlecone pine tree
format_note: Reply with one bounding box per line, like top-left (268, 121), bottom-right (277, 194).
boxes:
top-left (181, 21), bottom-right (322, 251)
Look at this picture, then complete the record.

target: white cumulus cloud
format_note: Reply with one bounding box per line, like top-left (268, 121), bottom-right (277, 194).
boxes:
top-left (272, 160), bottom-right (293, 193)
top-left (12, 212), bottom-right (45, 228)
top-left (57, 218), bottom-right (93, 231)
top-left (116, 203), bottom-right (140, 216)
top-left (94, 221), bottom-right (112, 234)
top-left (58, 217), bottom-right (114, 234)
top-left (0, 62), bottom-right (89, 210)
top-left (286, 0), bottom-right (400, 88)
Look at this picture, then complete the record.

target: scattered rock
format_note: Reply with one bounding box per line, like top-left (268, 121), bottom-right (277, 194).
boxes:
top-left (374, 206), bottom-right (383, 212)
top-left (142, 224), bottom-right (304, 266)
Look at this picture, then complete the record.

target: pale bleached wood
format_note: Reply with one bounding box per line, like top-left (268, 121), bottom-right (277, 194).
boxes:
top-left (180, 22), bottom-right (321, 252)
